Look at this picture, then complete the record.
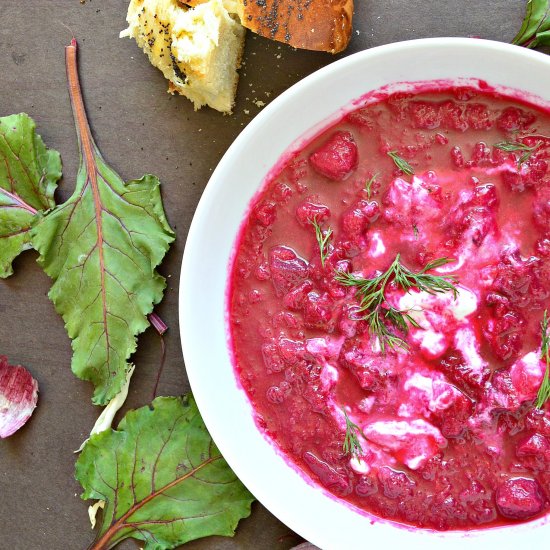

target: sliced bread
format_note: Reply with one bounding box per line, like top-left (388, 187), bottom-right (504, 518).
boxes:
top-left (183, 0), bottom-right (354, 53)
top-left (121, 0), bottom-right (246, 113)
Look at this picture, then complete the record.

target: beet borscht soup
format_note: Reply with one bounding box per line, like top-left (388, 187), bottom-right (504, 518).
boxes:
top-left (228, 83), bottom-right (550, 530)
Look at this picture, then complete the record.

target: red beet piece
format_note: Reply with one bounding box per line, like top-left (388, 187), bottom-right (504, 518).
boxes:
top-left (268, 246), bottom-right (309, 296)
top-left (516, 433), bottom-right (550, 461)
top-left (309, 131), bottom-right (358, 181)
top-left (495, 478), bottom-right (544, 520)
top-left (0, 356), bottom-right (39, 438)
top-left (303, 451), bottom-right (352, 496)
top-left (295, 200), bottom-right (331, 226)
top-left (377, 467), bottom-right (416, 499)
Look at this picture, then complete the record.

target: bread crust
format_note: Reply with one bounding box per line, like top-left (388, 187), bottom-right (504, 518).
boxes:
top-left (184, 0), bottom-right (354, 53)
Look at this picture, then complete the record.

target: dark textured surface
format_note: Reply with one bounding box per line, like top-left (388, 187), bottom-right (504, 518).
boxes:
top-left (0, 0), bottom-right (529, 548)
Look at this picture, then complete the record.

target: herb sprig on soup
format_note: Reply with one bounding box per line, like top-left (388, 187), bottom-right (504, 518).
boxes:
top-left (229, 84), bottom-right (550, 530)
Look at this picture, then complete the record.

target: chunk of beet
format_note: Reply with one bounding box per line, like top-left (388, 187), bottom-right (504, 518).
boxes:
top-left (495, 478), bottom-right (544, 520)
top-left (296, 200), bottom-right (331, 226)
top-left (261, 342), bottom-right (286, 374)
top-left (465, 103), bottom-right (492, 130)
top-left (442, 183), bottom-right (498, 247)
top-left (355, 475), bottom-right (378, 497)
top-left (440, 101), bottom-right (468, 131)
top-left (435, 393), bottom-right (474, 438)
top-left (534, 188), bottom-right (550, 233)
top-left (303, 451), bottom-right (352, 496)
top-left (377, 467), bottom-right (416, 499)
top-left (303, 291), bottom-right (334, 330)
top-left (482, 293), bottom-right (525, 361)
top-left (283, 280), bottom-right (314, 311)
top-left (497, 107), bottom-right (536, 132)
top-left (341, 205), bottom-right (368, 237)
top-left (492, 248), bottom-right (548, 309)
top-left (439, 351), bottom-right (490, 396)
top-left (269, 246), bottom-right (309, 296)
top-left (409, 101), bottom-right (442, 129)
top-left (253, 200), bottom-right (277, 227)
top-left (525, 409), bottom-right (550, 437)
top-left (339, 338), bottom-right (390, 391)
top-left (473, 183), bottom-right (498, 208)
top-left (470, 142), bottom-right (492, 167)
top-left (309, 131), bottom-right (358, 181)
top-left (535, 237), bottom-right (550, 257)
top-left (277, 337), bottom-right (305, 365)
top-left (484, 370), bottom-right (521, 411)
top-left (516, 433), bottom-right (550, 461)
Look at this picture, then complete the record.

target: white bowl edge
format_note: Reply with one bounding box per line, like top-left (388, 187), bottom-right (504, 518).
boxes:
top-left (180, 38), bottom-right (550, 550)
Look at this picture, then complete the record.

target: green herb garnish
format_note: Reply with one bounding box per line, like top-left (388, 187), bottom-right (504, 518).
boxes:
top-left (335, 254), bottom-right (457, 351)
top-left (365, 173), bottom-right (378, 200)
top-left (494, 140), bottom-right (541, 168)
top-left (536, 309), bottom-right (550, 408)
top-left (311, 218), bottom-right (333, 267)
top-left (387, 151), bottom-right (414, 176)
top-left (342, 408), bottom-right (365, 457)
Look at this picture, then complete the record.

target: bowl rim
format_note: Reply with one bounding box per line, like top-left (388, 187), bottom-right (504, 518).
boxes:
top-left (180, 37), bottom-right (550, 549)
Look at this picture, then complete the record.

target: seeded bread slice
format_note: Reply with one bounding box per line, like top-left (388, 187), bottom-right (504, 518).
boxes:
top-left (184, 0), bottom-right (354, 54)
top-left (121, 0), bottom-right (246, 113)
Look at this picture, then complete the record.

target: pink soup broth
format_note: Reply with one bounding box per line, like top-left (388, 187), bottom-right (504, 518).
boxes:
top-left (228, 86), bottom-right (550, 530)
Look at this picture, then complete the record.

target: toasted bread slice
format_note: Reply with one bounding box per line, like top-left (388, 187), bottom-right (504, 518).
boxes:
top-left (183, 0), bottom-right (353, 53)
top-left (121, 0), bottom-right (246, 113)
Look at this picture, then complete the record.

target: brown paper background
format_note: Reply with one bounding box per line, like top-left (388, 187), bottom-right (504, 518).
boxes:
top-left (0, 1), bottom-right (529, 548)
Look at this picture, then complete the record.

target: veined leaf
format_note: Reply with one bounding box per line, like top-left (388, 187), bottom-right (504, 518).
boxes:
top-left (512, 0), bottom-right (550, 48)
top-left (0, 113), bottom-right (61, 277)
top-left (76, 395), bottom-right (254, 550)
top-left (32, 40), bottom-right (175, 405)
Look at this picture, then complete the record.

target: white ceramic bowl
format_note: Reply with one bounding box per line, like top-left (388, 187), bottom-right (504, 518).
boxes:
top-left (180, 38), bottom-right (550, 549)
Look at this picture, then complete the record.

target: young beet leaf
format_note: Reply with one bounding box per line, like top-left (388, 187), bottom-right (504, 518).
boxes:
top-left (31, 40), bottom-right (175, 405)
top-left (512, 0), bottom-right (550, 48)
top-left (0, 114), bottom-right (61, 277)
top-left (76, 396), bottom-right (254, 550)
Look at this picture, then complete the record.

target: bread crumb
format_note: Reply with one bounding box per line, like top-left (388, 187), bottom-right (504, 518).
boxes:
top-left (254, 100), bottom-right (266, 108)
top-left (244, 109), bottom-right (250, 115)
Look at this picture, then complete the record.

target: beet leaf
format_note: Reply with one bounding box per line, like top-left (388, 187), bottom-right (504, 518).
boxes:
top-left (31, 40), bottom-right (175, 405)
top-left (76, 395), bottom-right (254, 550)
top-left (0, 113), bottom-right (61, 277)
top-left (512, 0), bottom-right (550, 48)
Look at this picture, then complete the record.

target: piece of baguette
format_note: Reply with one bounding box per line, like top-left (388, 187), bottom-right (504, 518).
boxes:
top-left (183, 0), bottom-right (353, 53)
top-left (120, 0), bottom-right (246, 113)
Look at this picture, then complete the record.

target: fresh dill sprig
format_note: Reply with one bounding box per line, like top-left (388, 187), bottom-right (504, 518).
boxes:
top-left (311, 218), bottom-right (333, 267)
top-left (335, 254), bottom-right (458, 351)
top-left (494, 140), bottom-right (541, 168)
top-left (494, 141), bottom-right (536, 153)
top-left (342, 408), bottom-right (365, 457)
top-left (365, 173), bottom-right (378, 200)
top-left (387, 151), bottom-right (414, 176)
top-left (536, 309), bottom-right (550, 409)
